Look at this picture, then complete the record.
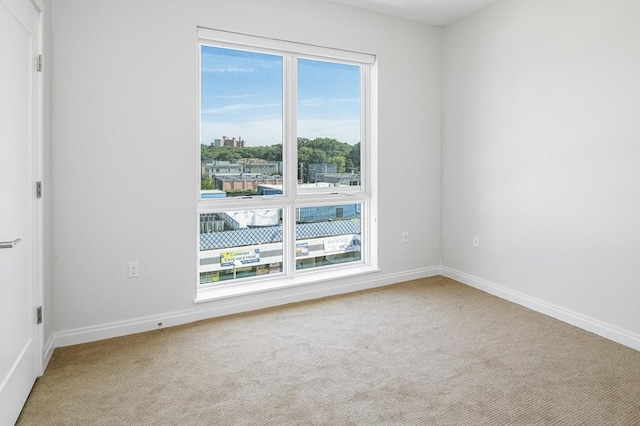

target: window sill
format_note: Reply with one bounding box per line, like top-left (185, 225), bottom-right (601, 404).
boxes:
top-left (194, 264), bottom-right (380, 304)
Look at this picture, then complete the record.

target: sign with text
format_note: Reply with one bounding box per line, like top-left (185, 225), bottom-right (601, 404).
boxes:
top-left (323, 235), bottom-right (355, 254)
top-left (220, 248), bottom-right (260, 267)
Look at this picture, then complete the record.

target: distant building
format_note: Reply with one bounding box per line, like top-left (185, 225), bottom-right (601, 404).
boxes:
top-left (237, 158), bottom-right (281, 175)
top-left (297, 204), bottom-right (360, 222)
top-left (257, 184), bottom-right (283, 196)
top-left (316, 173), bottom-right (361, 186)
top-left (199, 195), bottom-right (358, 233)
top-left (308, 163), bottom-right (337, 182)
top-left (245, 162), bottom-right (280, 175)
top-left (259, 181), bottom-right (364, 196)
top-left (214, 174), bottom-right (283, 192)
top-left (202, 160), bottom-right (242, 178)
top-left (214, 136), bottom-right (245, 147)
top-left (227, 210), bottom-right (280, 228)
top-left (200, 213), bottom-right (226, 233)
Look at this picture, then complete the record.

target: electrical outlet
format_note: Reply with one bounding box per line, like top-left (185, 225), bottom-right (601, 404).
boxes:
top-left (128, 261), bottom-right (140, 278)
top-left (473, 235), bottom-right (480, 248)
top-left (402, 231), bottom-right (409, 243)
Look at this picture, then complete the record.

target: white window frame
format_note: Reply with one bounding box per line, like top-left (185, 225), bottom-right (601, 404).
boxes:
top-left (196, 27), bottom-right (378, 302)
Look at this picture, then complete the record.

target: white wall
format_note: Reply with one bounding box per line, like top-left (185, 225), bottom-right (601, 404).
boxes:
top-left (49, 1), bottom-right (442, 345)
top-left (442, 0), bottom-right (640, 348)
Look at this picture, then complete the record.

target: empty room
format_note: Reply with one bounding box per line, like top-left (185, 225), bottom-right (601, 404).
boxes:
top-left (1, 0), bottom-right (638, 424)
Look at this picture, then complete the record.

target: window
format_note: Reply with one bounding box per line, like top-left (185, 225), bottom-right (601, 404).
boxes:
top-left (197, 28), bottom-right (377, 300)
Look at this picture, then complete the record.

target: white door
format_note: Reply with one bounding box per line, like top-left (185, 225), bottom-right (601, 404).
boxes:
top-left (0, 0), bottom-right (42, 424)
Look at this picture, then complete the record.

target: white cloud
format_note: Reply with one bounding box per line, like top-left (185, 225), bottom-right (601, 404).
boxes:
top-left (202, 66), bottom-right (254, 73)
top-left (298, 97), bottom-right (359, 108)
top-left (202, 103), bottom-right (281, 115)
top-left (216, 94), bottom-right (251, 99)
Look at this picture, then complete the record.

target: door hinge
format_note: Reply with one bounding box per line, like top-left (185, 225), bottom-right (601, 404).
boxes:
top-left (37, 306), bottom-right (43, 324)
top-left (37, 54), bottom-right (43, 72)
top-left (36, 181), bottom-right (42, 198)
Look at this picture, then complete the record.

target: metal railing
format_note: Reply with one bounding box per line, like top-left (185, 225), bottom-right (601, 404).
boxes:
top-left (200, 219), bottom-right (361, 251)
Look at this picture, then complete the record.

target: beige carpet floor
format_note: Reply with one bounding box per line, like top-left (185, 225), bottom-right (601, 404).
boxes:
top-left (17, 276), bottom-right (640, 425)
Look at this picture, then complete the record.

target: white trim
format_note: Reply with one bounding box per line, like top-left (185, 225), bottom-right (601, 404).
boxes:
top-left (0, 341), bottom-right (30, 393)
top-left (365, 59), bottom-right (378, 269)
top-left (441, 266), bottom-right (640, 351)
top-left (52, 267), bottom-right (440, 348)
top-left (283, 54), bottom-right (297, 277)
top-left (197, 27), bottom-right (374, 65)
top-left (196, 264), bottom-right (378, 303)
top-left (31, 0), bottom-right (45, 378)
top-left (196, 31), bottom-right (377, 298)
top-left (43, 334), bottom-right (55, 370)
top-left (32, 0), bottom-right (43, 12)
top-left (48, 265), bottom-right (638, 353)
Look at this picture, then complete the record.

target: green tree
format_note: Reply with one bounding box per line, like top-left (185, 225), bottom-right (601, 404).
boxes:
top-left (297, 146), bottom-right (314, 164)
top-left (309, 149), bottom-right (327, 164)
top-left (201, 143), bottom-right (216, 161)
top-left (328, 155), bottom-right (346, 173)
top-left (348, 142), bottom-right (361, 171)
top-left (225, 189), bottom-right (257, 196)
top-left (200, 137), bottom-right (358, 184)
top-left (215, 148), bottom-right (242, 162)
top-left (201, 175), bottom-right (214, 190)
top-left (345, 158), bottom-right (355, 172)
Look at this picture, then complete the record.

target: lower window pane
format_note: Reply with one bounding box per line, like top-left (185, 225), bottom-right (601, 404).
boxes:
top-left (295, 203), bottom-right (361, 270)
top-left (199, 209), bottom-right (283, 285)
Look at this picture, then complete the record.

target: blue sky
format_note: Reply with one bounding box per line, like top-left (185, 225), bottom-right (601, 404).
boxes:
top-left (200, 46), bottom-right (361, 146)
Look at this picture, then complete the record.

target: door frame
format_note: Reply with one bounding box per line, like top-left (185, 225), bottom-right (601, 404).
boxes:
top-left (33, 0), bottom-right (45, 376)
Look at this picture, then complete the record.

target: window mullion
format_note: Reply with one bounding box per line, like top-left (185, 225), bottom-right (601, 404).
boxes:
top-left (283, 55), bottom-right (298, 278)
top-left (365, 63), bottom-right (377, 270)
top-left (360, 65), bottom-right (370, 194)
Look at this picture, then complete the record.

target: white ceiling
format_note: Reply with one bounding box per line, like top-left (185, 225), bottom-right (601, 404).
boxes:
top-left (330, 0), bottom-right (499, 26)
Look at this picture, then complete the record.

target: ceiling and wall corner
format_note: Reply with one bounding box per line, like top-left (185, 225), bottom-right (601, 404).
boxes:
top-left (329, 0), bottom-right (499, 26)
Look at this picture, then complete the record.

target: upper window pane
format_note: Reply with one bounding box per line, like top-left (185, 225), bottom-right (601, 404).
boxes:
top-left (200, 46), bottom-right (283, 198)
top-left (297, 59), bottom-right (361, 193)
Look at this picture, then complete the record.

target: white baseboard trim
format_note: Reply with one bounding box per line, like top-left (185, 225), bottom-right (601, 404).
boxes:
top-left (441, 266), bottom-right (640, 351)
top-left (52, 266), bottom-right (440, 349)
top-left (42, 334), bottom-right (55, 372)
